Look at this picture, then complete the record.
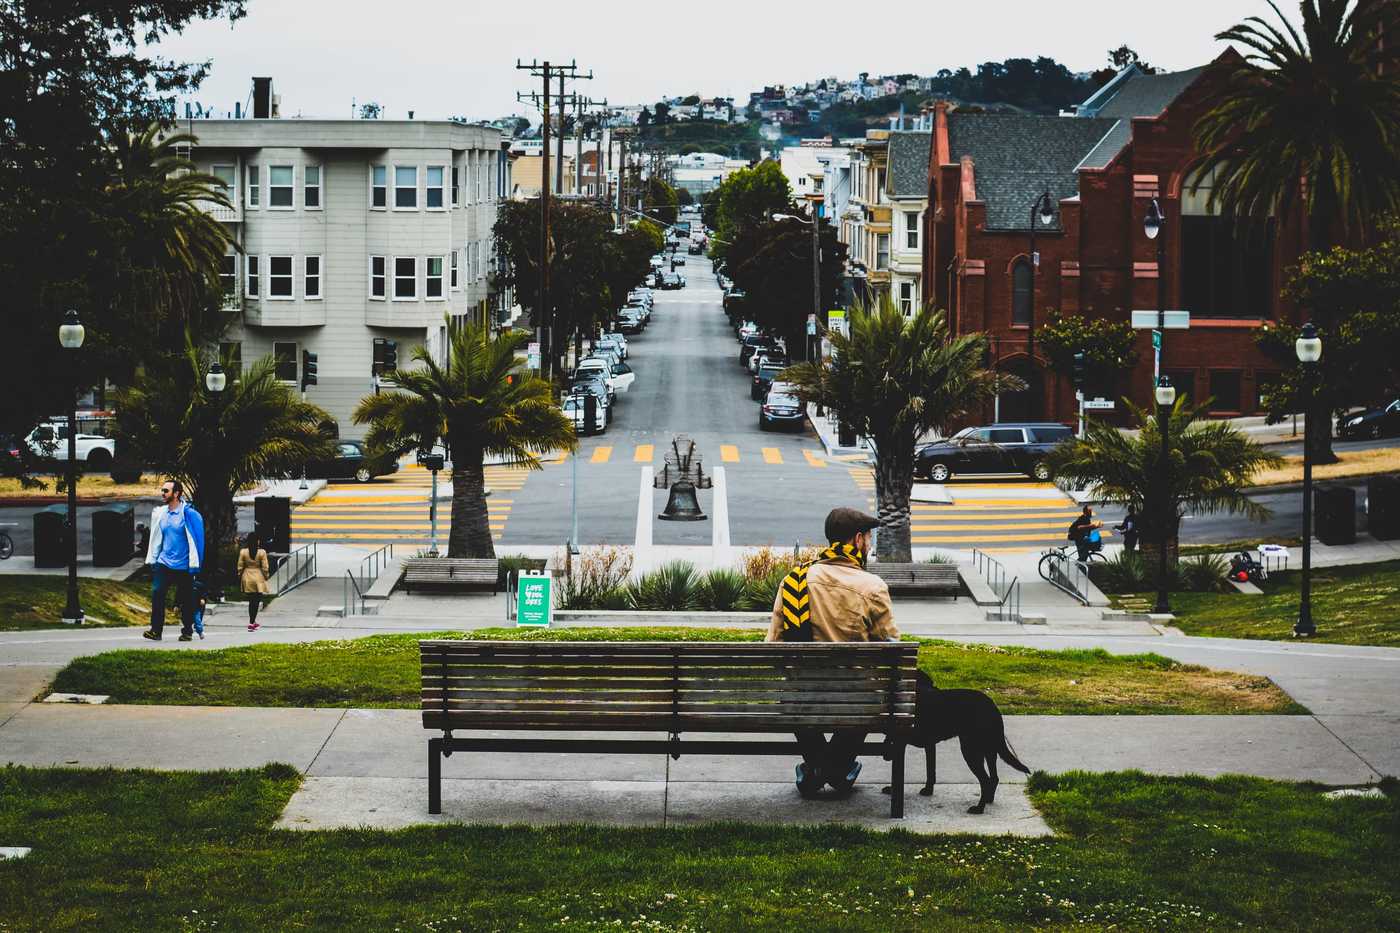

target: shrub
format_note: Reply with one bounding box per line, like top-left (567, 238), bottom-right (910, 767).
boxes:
top-left (694, 568), bottom-right (747, 611)
top-left (1180, 554), bottom-right (1230, 593)
top-left (627, 561), bottom-right (699, 611)
top-left (923, 552), bottom-right (955, 564)
top-left (1091, 551), bottom-right (1150, 594)
top-left (497, 554), bottom-right (546, 589)
top-left (741, 545), bottom-right (818, 585)
top-left (109, 458), bottom-right (143, 485)
top-left (558, 545), bottom-right (634, 609)
top-left (741, 565), bottom-right (789, 611)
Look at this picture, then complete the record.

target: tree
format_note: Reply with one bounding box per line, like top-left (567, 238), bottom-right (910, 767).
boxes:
top-left (637, 107), bottom-right (652, 128)
top-left (1093, 45), bottom-right (1158, 86)
top-left (0, 0), bottom-right (247, 450)
top-left (1036, 309), bottom-right (1140, 399)
top-left (781, 299), bottom-right (1017, 562)
top-left (725, 215), bottom-right (846, 358)
top-left (675, 187), bottom-right (695, 206)
top-left (710, 161), bottom-right (795, 264)
top-left (1047, 399), bottom-right (1282, 568)
top-left (1187, 0), bottom-right (1400, 460)
top-left (644, 176), bottom-right (680, 226)
top-left (681, 95), bottom-right (701, 106)
top-left (113, 341), bottom-right (333, 582)
top-left (353, 321), bottom-right (577, 558)
top-left (654, 102), bottom-right (671, 124)
top-left (358, 102), bottom-right (383, 119)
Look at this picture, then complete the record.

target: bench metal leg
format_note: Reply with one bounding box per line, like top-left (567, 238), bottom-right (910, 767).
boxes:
top-left (890, 741), bottom-right (906, 819)
top-left (428, 737), bottom-right (443, 814)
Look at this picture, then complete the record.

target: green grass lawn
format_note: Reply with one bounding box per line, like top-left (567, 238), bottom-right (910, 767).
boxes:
top-left (49, 627), bottom-right (1306, 715)
top-left (0, 765), bottom-right (1394, 931)
top-left (0, 576), bottom-right (152, 630)
top-left (1132, 561), bottom-right (1400, 647)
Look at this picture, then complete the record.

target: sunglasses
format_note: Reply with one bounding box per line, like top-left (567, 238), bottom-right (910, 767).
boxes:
top-left (160, 487), bottom-right (174, 495)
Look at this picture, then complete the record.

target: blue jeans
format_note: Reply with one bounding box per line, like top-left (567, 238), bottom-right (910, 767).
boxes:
top-left (150, 564), bottom-right (194, 637)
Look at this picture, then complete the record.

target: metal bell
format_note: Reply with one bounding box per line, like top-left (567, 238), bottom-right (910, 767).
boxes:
top-left (658, 480), bottom-right (706, 521)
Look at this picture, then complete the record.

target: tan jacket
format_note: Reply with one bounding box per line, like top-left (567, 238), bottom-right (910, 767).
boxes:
top-left (766, 558), bottom-right (899, 643)
top-left (237, 548), bottom-right (271, 595)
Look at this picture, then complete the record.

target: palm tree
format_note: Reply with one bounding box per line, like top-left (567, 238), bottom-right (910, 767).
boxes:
top-left (353, 320), bottom-right (577, 559)
top-left (1046, 399), bottom-right (1283, 565)
top-left (782, 298), bottom-right (1018, 563)
top-left (113, 341), bottom-right (334, 583)
top-left (1189, 0), bottom-right (1400, 462)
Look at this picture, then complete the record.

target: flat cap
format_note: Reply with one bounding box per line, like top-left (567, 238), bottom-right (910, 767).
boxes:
top-left (825, 507), bottom-right (881, 542)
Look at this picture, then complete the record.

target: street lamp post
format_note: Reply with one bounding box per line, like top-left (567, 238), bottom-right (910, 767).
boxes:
top-left (1153, 376), bottom-right (1176, 615)
top-left (58, 309), bottom-right (85, 625)
top-left (1027, 192), bottom-right (1054, 417)
top-left (772, 211), bottom-right (821, 362)
top-left (205, 362), bottom-right (226, 600)
top-left (1294, 322), bottom-right (1322, 637)
top-left (1143, 199), bottom-right (1166, 384)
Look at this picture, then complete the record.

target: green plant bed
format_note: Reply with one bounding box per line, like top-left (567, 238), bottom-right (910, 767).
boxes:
top-left (1, 765), bottom-right (1395, 931)
top-left (48, 628), bottom-right (1304, 714)
top-left (0, 576), bottom-right (153, 630)
top-left (1141, 560), bottom-right (1400, 647)
top-left (1179, 537), bottom-right (1302, 557)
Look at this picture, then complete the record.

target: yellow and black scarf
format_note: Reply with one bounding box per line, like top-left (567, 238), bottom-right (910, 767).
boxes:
top-left (778, 541), bottom-right (865, 641)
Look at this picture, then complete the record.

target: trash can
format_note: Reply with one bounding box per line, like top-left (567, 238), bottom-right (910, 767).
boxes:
top-left (32, 504), bottom-right (68, 568)
top-left (254, 495), bottom-right (291, 554)
top-left (1367, 475), bottom-right (1400, 540)
top-left (1314, 484), bottom-right (1356, 546)
top-left (91, 502), bottom-right (135, 567)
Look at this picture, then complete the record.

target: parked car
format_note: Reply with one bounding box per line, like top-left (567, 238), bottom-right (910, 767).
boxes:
top-left (658, 272), bottom-right (684, 290)
top-left (751, 362), bottom-right (788, 401)
top-left (25, 422), bottom-right (116, 467)
top-left (595, 333), bottom-right (628, 360)
top-left (671, 255), bottom-right (686, 267)
top-left (913, 423), bottom-right (1074, 482)
top-left (759, 391), bottom-right (805, 431)
top-left (0, 433), bottom-right (22, 474)
top-left (584, 355), bottom-right (635, 394)
top-left (1338, 398), bottom-right (1400, 439)
top-left (573, 358), bottom-right (632, 396)
top-left (739, 334), bottom-right (779, 368)
top-left (749, 350), bottom-right (789, 375)
top-left (569, 374), bottom-right (614, 408)
top-left (688, 242), bottom-right (702, 255)
top-left (618, 312), bottom-right (644, 335)
top-left (562, 392), bottom-right (608, 435)
top-left (304, 440), bottom-right (399, 483)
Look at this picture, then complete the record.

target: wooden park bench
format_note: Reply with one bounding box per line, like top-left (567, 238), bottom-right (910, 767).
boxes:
top-left (868, 562), bottom-right (962, 599)
top-left (400, 558), bottom-right (501, 593)
top-left (419, 640), bottom-right (918, 818)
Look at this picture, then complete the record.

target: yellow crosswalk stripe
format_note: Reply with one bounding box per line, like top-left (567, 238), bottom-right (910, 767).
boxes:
top-left (762, 447), bottom-right (783, 464)
top-left (910, 521), bottom-right (1097, 532)
top-left (591, 446), bottom-right (612, 464)
top-left (720, 444), bottom-right (739, 463)
top-left (803, 450), bottom-right (826, 468)
top-left (634, 444), bottom-right (654, 463)
top-left (913, 531), bottom-right (1081, 543)
top-left (927, 500), bottom-right (1075, 510)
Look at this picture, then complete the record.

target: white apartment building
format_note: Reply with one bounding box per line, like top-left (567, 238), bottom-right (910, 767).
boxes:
top-left (187, 117), bottom-right (507, 437)
top-left (884, 130), bottom-right (931, 315)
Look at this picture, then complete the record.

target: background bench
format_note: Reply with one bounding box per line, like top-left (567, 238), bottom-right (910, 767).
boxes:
top-left (401, 558), bottom-right (500, 593)
top-left (868, 562), bottom-right (962, 599)
top-left (419, 640), bottom-right (918, 817)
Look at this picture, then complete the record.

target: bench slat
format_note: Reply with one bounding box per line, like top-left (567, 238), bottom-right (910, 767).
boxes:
top-left (423, 700), bottom-right (896, 714)
top-left (423, 686), bottom-right (913, 702)
top-left (423, 711), bottom-right (910, 730)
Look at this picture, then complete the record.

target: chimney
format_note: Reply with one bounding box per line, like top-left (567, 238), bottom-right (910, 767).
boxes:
top-left (251, 77), bottom-right (273, 118)
top-left (407, 110), bottom-right (415, 120)
top-left (234, 101), bottom-right (241, 119)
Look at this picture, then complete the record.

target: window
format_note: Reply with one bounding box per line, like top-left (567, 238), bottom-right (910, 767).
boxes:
top-left (876, 234), bottom-right (889, 270)
top-left (218, 342), bottom-right (242, 380)
top-left (904, 211), bottom-right (919, 250)
top-left (987, 428), bottom-right (1026, 444)
top-left (450, 250), bottom-right (459, 289)
top-left (273, 342), bottom-right (298, 382)
top-left (246, 255), bottom-right (260, 297)
top-left (426, 166), bottom-right (445, 208)
top-left (1208, 370), bottom-right (1243, 412)
top-left (370, 256), bottom-right (386, 299)
top-left (371, 165), bottom-right (387, 208)
top-left (304, 165), bottom-right (321, 208)
top-left (426, 256), bottom-right (444, 298)
top-left (304, 256), bottom-right (321, 299)
top-left (372, 338), bottom-right (395, 377)
top-left (451, 166), bottom-right (460, 206)
top-left (1163, 369), bottom-right (1195, 405)
top-left (394, 257), bottom-right (416, 298)
top-left (1181, 216), bottom-right (1275, 318)
top-left (394, 166), bottom-right (417, 208)
top-left (1011, 258), bottom-right (1032, 326)
top-left (875, 168), bottom-right (886, 200)
top-left (1029, 425), bottom-right (1072, 443)
top-left (268, 256), bottom-right (294, 298)
top-left (898, 281), bottom-right (914, 316)
top-left (269, 165), bottom-right (294, 207)
top-left (219, 254), bottom-right (237, 298)
top-left (212, 164), bottom-right (236, 202)
top-left (246, 165), bottom-right (260, 207)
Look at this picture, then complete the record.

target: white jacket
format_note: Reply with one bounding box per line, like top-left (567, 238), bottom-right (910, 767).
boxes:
top-left (145, 503), bottom-right (204, 571)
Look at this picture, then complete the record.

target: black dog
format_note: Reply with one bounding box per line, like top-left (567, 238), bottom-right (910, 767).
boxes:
top-left (883, 671), bottom-right (1031, 813)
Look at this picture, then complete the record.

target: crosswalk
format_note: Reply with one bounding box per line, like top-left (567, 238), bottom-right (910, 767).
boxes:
top-left (567, 444), bottom-right (832, 467)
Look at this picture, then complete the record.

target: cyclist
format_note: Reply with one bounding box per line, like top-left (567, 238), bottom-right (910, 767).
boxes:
top-left (1068, 506), bottom-right (1103, 562)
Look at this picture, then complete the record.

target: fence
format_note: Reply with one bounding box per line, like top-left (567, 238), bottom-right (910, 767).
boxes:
top-left (343, 543), bottom-right (393, 617)
top-left (972, 547), bottom-right (1021, 622)
top-left (268, 542), bottom-right (317, 596)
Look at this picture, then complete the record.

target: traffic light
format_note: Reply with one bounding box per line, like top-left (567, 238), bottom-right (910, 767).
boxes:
top-left (301, 349), bottom-right (318, 391)
top-left (1072, 351), bottom-right (1086, 392)
top-left (382, 340), bottom-right (397, 372)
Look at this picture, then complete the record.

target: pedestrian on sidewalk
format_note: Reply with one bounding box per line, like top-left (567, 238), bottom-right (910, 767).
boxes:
top-left (1114, 506), bottom-right (1140, 553)
top-left (237, 532), bottom-right (270, 632)
top-left (143, 479), bottom-right (205, 642)
top-left (1069, 505), bottom-right (1103, 562)
top-left (767, 507), bottom-right (899, 799)
top-left (189, 574), bottom-right (208, 640)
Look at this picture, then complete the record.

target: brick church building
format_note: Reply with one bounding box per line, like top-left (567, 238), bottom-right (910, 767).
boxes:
top-left (922, 53), bottom-right (1311, 425)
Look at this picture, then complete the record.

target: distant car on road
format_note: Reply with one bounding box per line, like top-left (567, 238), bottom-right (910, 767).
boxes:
top-left (739, 334), bottom-right (779, 368)
top-left (751, 362), bottom-right (788, 401)
top-left (759, 391), bottom-right (805, 431)
top-left (688, 242), bottom-right (702, 255)
top-left (595, 333), bottom-right (627, 360)
top-left (304, 440), bottom-right (399, 484)
top-left (563, 392), bottom-right (608, 435)
top-left (25, 422), bottom-right (116, 468)
top-left (658, 272), bottom-right (684, 290)
top-left (1339, 398), bottom-right (1400, 439)
top-left (914, 423), bottom-right (1073, 482)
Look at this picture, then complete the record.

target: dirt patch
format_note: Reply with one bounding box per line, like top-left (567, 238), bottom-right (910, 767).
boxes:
top-left (1252, 448), bottom-right (1400, 486)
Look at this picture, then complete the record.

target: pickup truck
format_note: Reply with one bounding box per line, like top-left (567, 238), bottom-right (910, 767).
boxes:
top-left (26, 422), bottom-right (117, 467)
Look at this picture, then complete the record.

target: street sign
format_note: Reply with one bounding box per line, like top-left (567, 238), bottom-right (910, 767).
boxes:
top-left (1083, 399), bottom-right (1116, 410)
top-left (515, 572), bottom-right (552, 627)
top-left (527, 341), bottom-right (540, 355)
top-left (827, 309), bottom-right (846, 335)
top-left (806, 314), bottom-right (816, 336)
top-left (1132, 310), bottom-right (1190, 329)
top-left (1151, 330), bottom-right (1162, 351)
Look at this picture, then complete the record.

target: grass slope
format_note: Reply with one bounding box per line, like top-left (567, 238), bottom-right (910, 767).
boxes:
top-left (0, 766), bottom-right (1394, 931)
top-left (0, 576), bottom-right (151, 630)
top-left (50, 627), bottom-right (1305, 715)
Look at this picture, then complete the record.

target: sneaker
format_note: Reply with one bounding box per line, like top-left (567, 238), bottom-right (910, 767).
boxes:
top-left (795, 763), bottom-right (824, 799)
top-left (827, 760), bottom-right (862, 796)
top-left (197, 631), bottom-right (205, 640)
top-left (142, 630), bottom-right (161, 641)
top-left (177, 634), bottom-right (193, 642)
top-left (247, 622), bottom-right (260, 632)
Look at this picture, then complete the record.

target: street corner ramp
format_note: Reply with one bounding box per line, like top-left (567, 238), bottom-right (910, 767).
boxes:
top-left (275, 776), bottom-right (1052, 836)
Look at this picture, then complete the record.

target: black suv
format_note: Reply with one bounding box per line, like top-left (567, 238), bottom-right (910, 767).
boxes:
top-left (914, 423), bottom-right (1074, 482)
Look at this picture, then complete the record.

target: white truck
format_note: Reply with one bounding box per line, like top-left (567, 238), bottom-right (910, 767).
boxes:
top-left (26, 422), bottom-right (117, 467)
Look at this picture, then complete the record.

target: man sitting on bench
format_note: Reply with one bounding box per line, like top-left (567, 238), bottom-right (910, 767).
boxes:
top-left (767, 507), bottom-right (900, 799)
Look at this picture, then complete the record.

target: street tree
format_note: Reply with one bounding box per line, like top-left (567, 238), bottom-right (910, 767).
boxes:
top-left (353, 321), bottom-right (577, 559)
top-left (1036, 309), bottom-right (1140, 402)
top-left (113, 341), bottom-right (333, 585)
top-left (644, 176), bottom-right (679, 226)
top-left (725, 215), bottom-right (845, 359)
top-left (710, 161), bottom-right (794, 264)
top-left (1187, 0), bottom-right (1400, 461)
top-left (781, 299), bottom-right (1017, 562)
top-left (1046, 399), bottom-right (1282, 569)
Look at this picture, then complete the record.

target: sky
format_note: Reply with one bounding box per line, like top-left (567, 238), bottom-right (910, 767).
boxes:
top-left (150, 0), bottom-right (1297, 123)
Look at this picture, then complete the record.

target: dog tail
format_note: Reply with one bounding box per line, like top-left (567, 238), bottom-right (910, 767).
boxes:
top-left (999, 733), bottom-right (1031, 774)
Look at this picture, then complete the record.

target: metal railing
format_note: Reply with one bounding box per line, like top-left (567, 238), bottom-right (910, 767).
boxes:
top-left (1041, 548), bottom-right (1092, 606)
top-left (343, 544), bottom-right (393, 617)
top-left (269, 542), bottom-right (317, 596)
top-left (972, 548), bottom-right (1021, 621)
top-left (990, 576), bottom-right (1021, 622)
top-left (344, 570), bottom-right (367, 617)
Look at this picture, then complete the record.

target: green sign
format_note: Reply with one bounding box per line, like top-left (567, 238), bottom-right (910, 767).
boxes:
top-left (1151, 329), bottom-right (1162, 351)
top-left (516, 573), bottom-right (552, 627)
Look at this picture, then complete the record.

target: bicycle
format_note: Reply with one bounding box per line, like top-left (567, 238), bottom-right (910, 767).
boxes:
top-left (1037, 543), bottom-right (1106, 582)
top-left (0, 522), bottom-right (15, 560)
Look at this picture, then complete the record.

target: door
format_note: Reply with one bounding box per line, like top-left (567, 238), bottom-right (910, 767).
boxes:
top-left (985, 427), bottom-right (1028, 473)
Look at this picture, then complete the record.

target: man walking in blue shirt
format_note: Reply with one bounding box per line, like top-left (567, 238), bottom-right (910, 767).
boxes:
top-left (143, 479), bottom-right (206, 642)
